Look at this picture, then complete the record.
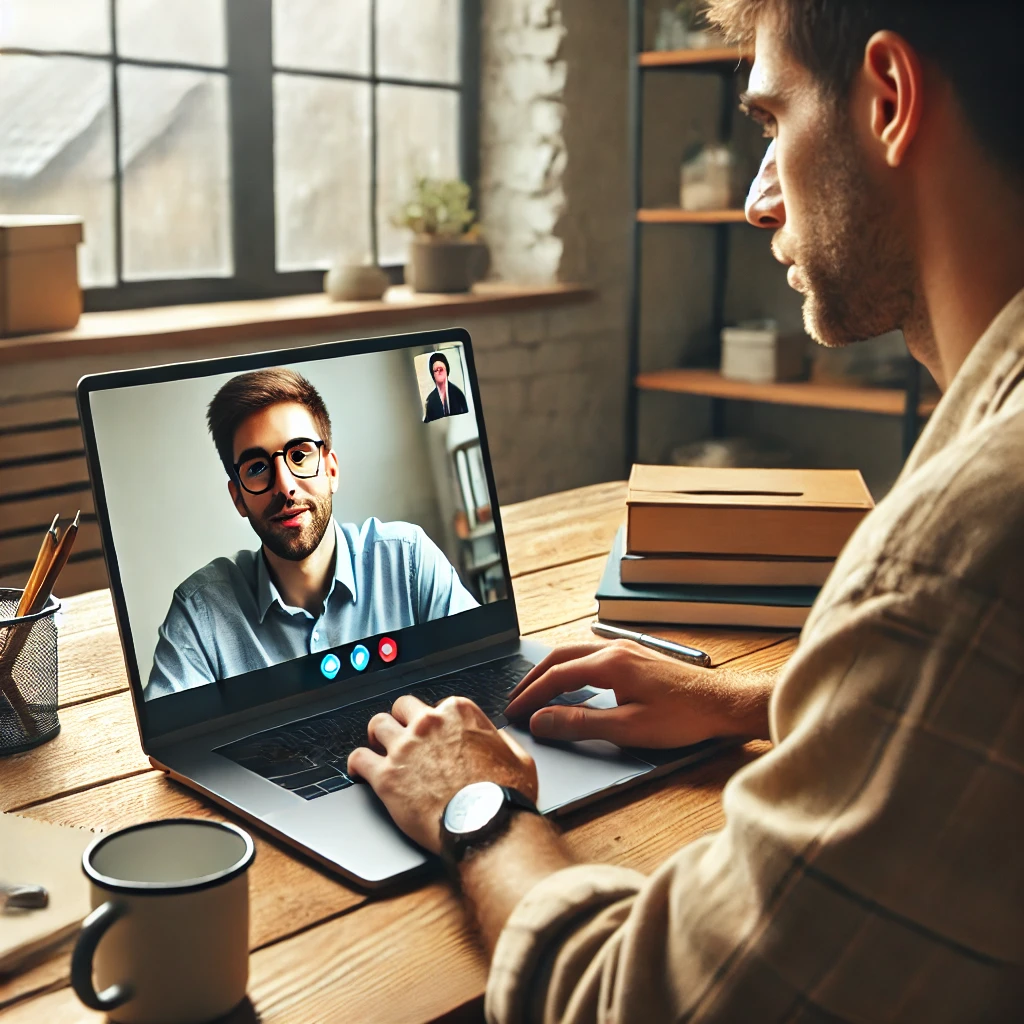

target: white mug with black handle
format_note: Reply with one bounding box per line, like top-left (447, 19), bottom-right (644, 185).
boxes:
top-left (71, 818), bottom-right (255, 1024)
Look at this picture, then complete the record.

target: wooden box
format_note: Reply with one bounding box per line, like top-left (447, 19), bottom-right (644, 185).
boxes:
top-left (0, 216), bottom-right (84, 336)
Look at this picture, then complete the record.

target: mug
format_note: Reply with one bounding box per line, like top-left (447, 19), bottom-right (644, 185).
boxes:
top-left (71, 818), bottom-right (255, 1024)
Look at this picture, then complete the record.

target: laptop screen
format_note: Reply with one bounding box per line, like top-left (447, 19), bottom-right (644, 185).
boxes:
top-left (79, 329), bottom-right (518, 740)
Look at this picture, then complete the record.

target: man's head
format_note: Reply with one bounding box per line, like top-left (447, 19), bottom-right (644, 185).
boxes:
top-left (207, 369), bottom-right (339, 562)
top-left (429, 352), bottom-right (449, 389)
top-left (708, 0), bottom-right (1023, 349)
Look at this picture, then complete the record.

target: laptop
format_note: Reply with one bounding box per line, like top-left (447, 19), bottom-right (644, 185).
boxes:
top-left (78, 327), bottom-right (724, 888)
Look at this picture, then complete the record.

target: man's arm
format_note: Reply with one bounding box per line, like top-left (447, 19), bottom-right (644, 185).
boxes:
top-left (145, 591), bottom-right (217, 698)
top-left (411, 527), bottom-right (479, 618)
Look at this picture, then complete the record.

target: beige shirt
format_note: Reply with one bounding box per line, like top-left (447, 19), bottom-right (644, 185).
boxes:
top-left (487, 290), bottom-right (1024, 1023)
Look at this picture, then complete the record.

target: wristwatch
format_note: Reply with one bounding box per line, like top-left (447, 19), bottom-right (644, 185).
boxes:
top-left (439, 781), bottom-right (539, 867)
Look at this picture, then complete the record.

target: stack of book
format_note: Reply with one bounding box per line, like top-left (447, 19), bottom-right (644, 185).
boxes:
top-left (597, 465), bottom-right (875, 629)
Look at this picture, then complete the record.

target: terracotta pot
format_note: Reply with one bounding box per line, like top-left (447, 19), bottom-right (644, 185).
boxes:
top-left (406, 237), bottom-right (489, 293)
top-left (323, 262), bottom-right (390, 301)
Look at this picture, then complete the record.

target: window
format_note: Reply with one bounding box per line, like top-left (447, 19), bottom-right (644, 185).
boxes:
top-left (0, 0), bottom-right (479, 311)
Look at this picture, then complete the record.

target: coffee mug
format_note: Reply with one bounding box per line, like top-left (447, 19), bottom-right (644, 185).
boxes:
top-left (71, 818), bottom-right (255, 1024)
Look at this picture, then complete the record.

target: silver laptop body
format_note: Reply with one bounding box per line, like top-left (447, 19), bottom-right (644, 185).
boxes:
top-left (78, 328), bottom-right (723, 888)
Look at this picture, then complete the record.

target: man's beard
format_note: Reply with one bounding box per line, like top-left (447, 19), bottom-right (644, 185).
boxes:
top-left (780, 113), bottom-right (918, 348)
top-left (248, 491), bottom-right (333, 561)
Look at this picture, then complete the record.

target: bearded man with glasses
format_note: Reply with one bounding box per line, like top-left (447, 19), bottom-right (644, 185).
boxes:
top-left (145, 368), bottom-right (477, 698)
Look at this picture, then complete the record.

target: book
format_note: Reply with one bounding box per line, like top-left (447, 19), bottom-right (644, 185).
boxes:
top-left (626, 464), bottom-right (874, 558)
top-left (620, 550), bottom-right (834, 587)
top-left (598, 527), bottom-right (818, 629)
top-left (0, 812), bottom-right (93, 975)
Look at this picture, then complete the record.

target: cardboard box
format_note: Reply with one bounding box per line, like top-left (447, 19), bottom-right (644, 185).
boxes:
top-left (626, 463), bottom-right (874, 557)
top-left (0, 216), bottom-right (84, 336)
top-left (721, 321), bottom-right (806, 382)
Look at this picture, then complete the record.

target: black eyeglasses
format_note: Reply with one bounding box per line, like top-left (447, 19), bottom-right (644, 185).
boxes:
top-left (233, 438), bottom-right (325, 495)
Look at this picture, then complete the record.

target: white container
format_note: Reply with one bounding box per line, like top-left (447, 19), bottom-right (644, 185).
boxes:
top-left (721, 322), bottom-right (807, 383)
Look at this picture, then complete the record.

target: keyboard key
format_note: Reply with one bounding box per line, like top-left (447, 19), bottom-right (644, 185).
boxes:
top-left (320, 773), bottom-right (353, 793)
top-left (294, 785), bottom-right (328, 799)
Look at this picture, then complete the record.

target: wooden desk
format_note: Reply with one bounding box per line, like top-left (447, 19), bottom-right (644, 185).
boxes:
top-left (0, 482), bottom-right (795, 1023)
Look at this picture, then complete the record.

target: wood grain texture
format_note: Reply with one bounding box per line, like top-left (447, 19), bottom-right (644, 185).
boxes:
top-left (526, 614), bottom-right (798, 667)
top-left (501, 480), bottom-right (625, 578)
top-left (1, 744), bottom-right (772, 1024)
top-left (635, 368), bottom-right (939, 417)
top-left (0, 285), bottom-right (593, 367)
top-left (0, 691), bottom-right (148, 812)
top-left (1, 483), bottom-right (795, 1022)
top-left (0, 772), bottom-right (369, 1011)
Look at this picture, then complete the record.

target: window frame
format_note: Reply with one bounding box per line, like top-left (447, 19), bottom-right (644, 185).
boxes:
top-left (0, 0), bottom-right (481, 312)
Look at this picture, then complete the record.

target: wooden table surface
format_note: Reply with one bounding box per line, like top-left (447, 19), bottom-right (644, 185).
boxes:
top-left (0, 482), bottom-right (797, 1023)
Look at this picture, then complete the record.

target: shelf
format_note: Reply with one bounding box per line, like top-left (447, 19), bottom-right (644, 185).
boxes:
top-left (638, 208), bottom-right (748, 224)
top-left (639, 47), bottom-right (747, 68)
top-left (635, 368), bottom-right (939, 417)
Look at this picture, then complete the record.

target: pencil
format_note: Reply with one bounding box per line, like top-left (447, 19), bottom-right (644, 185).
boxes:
top-left (0, 512), bottom-right (80, 739)
top-left (14, 514), bottom-right (60, 619)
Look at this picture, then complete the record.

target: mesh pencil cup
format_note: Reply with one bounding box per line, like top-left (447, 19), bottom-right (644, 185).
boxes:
top-left (0, 588), bottom-right (61, 755)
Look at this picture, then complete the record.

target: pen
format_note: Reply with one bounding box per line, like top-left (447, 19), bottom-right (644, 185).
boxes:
top-left (591, 621), bottom-right (712, 667)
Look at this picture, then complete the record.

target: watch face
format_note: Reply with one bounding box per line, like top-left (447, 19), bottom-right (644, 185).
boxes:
top-left (443, 781), bottom-right (505, 836)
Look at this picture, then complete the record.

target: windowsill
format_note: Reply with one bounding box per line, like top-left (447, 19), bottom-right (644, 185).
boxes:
top-left (0, 282), bottom-right (593, 365)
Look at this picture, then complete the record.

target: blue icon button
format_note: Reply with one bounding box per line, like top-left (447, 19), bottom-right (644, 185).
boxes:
top-left (350, 644), bottom-right (370, 672)
top-left (320, 653), bottom-right (341, 680)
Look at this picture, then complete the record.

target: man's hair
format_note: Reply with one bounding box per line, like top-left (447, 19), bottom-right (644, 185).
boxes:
top-left (206, 368), bottom-right (333, 477)
top-left (428, 352), bottom-right (450, 376)
top-left (706, 0), bottom-right (1023, 179)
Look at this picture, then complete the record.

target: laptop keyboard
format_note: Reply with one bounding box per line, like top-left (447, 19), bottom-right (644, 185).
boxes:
top-left (215, 655), bottom-right (535, 800)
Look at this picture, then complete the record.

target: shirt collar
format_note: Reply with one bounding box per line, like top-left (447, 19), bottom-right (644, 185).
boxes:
top-left (255, 518), bottom-right (357, 622)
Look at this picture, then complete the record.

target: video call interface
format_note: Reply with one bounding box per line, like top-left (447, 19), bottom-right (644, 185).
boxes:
top-left (86, 340), bottom-right (510, 708)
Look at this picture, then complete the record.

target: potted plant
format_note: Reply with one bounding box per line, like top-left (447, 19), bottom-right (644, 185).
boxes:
top-left (392, 177), bottom-right (489, 293)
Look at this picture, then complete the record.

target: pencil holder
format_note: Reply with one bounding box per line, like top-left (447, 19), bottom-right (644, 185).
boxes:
top-left (0, 588), bottom-right (61, 756)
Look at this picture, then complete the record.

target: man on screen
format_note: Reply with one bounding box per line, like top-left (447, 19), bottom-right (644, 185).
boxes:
top-left (145, 368), bottom-right (478, 698)
top-left (423, 351), bottom-right (469, 423)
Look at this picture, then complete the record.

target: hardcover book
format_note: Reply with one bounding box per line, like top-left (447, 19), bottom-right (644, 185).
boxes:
top-left (598, 527), bottom-right (818, 629)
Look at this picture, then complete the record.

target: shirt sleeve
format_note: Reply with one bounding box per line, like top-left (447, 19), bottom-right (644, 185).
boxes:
top-left (411, 527), bottom-right (479, 620)
top-left (485, 574), bottom-right (1024, 1022)
top-left (145, 590), bottom-right (218, 698)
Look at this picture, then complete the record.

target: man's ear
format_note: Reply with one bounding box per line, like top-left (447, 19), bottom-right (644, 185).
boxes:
top-left (861, 30), bottom-right (923, 168)
top-left (325, 449), bottom-right (340, 495)
top-left (228, 479), bottom-right (249, 518)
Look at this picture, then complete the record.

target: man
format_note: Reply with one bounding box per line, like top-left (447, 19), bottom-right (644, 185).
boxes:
top-left (347, 2), bottom-right (1024, 1020)
top-left (146, 368), bottom-right (477, 698)
top-left (423, 351), bottom-right (469, 422)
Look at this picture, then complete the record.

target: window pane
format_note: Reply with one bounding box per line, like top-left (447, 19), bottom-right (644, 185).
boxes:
top-left (274, 73), bottom-right (371, 270)
top-left (116, 0), bottom-right (226, 67)
top-left (119, 65), bottom-right (232, 279)
top-left (0, 55), bottom-right (116, 286)
top-left (376, 0), bottom-right (458, 84)
top-left (272, 0), bottom-right (370, 75)
top-left (0, 0), bottom-right (110, 54)
top-left (376, 85), bottom-right (459, 264)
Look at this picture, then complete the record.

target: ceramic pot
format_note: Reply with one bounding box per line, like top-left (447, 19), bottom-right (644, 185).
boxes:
top-left (323, 262), bottom-right (390, 302)
top-left (406, 237), bottom-right (489, 293)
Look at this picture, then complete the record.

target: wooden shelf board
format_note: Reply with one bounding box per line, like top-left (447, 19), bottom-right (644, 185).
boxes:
top-left (638, 208), bottom-right (748, 224)
top-left (639, 48), bottom-right (747, 68)
top-left (635, 368), bottom-right (938, 417)
top-left (0, 283), bottom-right (593, 367)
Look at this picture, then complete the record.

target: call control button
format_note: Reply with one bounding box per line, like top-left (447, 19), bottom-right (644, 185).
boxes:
top-left (320, 653), bottom-right (341, 680)
top-left (350, 644), bottom-right (370, 672)
top-left (378, 637), bottom-right (398, 663)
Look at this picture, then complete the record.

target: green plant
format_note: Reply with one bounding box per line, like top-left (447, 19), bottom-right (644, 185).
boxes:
top-left (392, 177), bottom-right (477, 239)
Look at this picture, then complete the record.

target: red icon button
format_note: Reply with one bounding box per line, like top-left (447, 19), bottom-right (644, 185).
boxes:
top-left (378, 637), bottom-right (398, 663)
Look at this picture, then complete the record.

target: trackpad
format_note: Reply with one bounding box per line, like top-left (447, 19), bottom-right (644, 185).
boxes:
top-left (503, 725), bottom-right (649, 814)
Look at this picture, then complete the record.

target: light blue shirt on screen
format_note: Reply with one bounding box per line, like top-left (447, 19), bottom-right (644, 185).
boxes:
top-left (145, 518), bottom-right (479, 699)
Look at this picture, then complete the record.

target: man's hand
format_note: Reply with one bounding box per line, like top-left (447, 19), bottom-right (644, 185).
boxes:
top-left (347, 694), bottom-right (538, 854)
top-left (505, 640), bottom-right (773, 748)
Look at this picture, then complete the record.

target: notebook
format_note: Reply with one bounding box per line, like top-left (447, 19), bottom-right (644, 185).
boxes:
top-left (597, 527), bottom-right (819, 629)
top-left (0, 813), bottom-right (92, 975)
